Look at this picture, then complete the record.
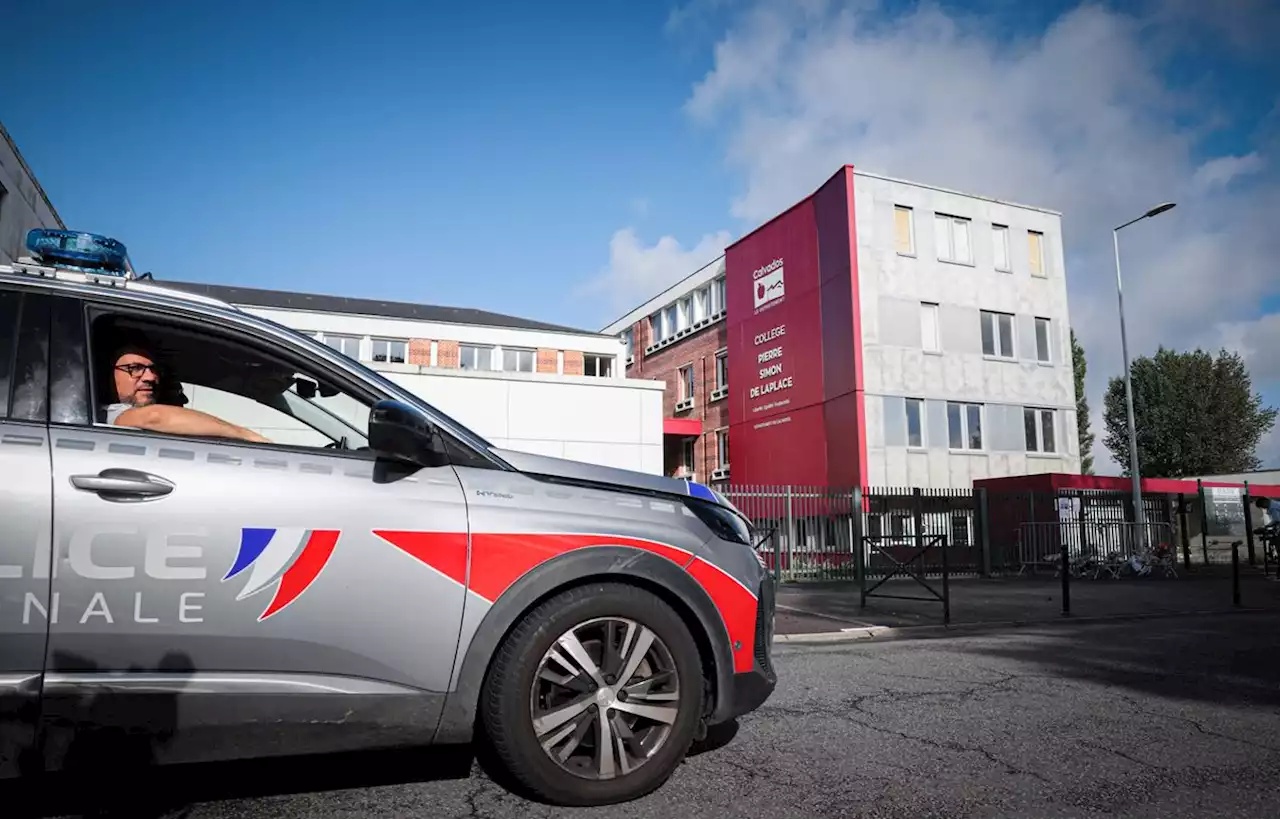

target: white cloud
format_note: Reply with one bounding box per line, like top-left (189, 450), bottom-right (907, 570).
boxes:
top-left (681, 0), bottom-right (1280, 475)
top-left (1192, 152), bottom-right (1265, 191)
top-left (579, 227), bottom-right (731, 326)
top-left (1216, 312), bottom-right (1280, 384)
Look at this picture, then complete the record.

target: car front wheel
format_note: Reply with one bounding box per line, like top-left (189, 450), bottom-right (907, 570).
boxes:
top-left (479, 582), bottom-right (705, 806)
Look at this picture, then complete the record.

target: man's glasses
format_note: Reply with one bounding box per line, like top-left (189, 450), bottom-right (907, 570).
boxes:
top-left (115, 362), bottom-right (162, 378)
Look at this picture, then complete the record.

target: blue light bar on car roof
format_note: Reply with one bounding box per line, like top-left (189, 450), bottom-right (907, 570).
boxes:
top-left (25, 229), bottom-right (131, 277)
top-left (684, 479), bottom-right (719, 503)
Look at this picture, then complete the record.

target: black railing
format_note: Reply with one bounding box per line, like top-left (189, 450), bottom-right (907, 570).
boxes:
top-left (858, 533), bottom-right (950, 625)
top-left (724, 483), bottom-right (1247, 584)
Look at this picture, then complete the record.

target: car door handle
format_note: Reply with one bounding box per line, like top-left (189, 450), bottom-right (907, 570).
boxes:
top-left (69, 468), bottom-right (175, 500)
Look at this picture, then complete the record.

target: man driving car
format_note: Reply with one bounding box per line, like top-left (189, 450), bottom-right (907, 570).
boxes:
top-left (104, 339), bottom-right (272, 444)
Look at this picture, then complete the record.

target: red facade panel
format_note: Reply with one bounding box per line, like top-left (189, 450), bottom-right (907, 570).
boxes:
top-left (975, 473), bottom-right (1280, 498)
top-left (724, 198), bottom-right (826, 485)
top-left (724, 165), bottom-right (865, 487)
top-left (814, 167), bottom-right (867, 488)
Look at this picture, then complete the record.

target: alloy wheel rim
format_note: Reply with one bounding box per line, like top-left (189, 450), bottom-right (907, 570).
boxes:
top-left (529, 616), bottom-right (681, 780)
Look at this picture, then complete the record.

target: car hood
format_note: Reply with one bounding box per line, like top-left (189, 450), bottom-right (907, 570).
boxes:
top-left (490, 447), bottom-right (721, 503)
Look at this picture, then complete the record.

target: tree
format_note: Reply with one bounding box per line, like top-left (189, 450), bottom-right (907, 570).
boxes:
top-left (1102, 347), bottom-right (1278, 478)
top-left (1071, 329), bottom-right (1095, 474)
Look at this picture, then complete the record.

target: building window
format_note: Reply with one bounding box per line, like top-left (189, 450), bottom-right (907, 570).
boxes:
top-left (716, 428), bottom-right (730, 468)
top-left (680, 438), bottom-right (695, 478)
top-left (502, 347), bottom-right (535, 372)
top-left (894, 205), bottom-right (915, 255)
top-left (663, 304), bottom-right (678, 340)
top-left (371, 338), bottom-right (407, 364)
top-left (905, 398), bottom-right (924, 448)
top-left (947, 402), bottom-right (984, 451)
top-left (992, 224), bottom-right (1010, 272)
top-left (1025, 407), bottom-right (1057, 453)
top-left (1028, 230), bottom-right (1045, 277)
top-left (622, 329), bottom-right (633, 360)
top-left (920, 302), bottom-right (940, 353)
top-left (1035, 317), bottom-right (1052, 363)
top-left (323, 334), bottom-right (361, 359)
top-left (980, 310), bottom-right (1015, 359)
top-left (934, 213), bottom-right (972, 264)
top-left (715, 349), bottom-right (728, 390)
top-left (678, 364), bottom-right (695, 401)
top-left (713, 276), bottom-right (726, 314)
top-left (460, 343), bottom-right (495, 370)
top-left (584, 354), bottom-right (613, 377)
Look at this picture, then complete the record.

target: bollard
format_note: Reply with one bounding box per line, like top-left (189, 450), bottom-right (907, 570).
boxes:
top-left (941, 533), bottom-right (951, 626)
top-left (1231, 540), bottom-right (1242, 608)
top-left (1060, 541), bottom-right (1071, 616)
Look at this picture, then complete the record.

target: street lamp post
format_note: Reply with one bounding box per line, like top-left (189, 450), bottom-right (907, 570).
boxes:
top-left (1112, 201), bottom-right (1176, 552)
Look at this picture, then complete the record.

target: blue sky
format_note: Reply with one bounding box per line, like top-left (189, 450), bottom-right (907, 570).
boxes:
top-left (3, 0), bottom-right (1278, 468)
top-left (1, 0), bottom-right (733, 330)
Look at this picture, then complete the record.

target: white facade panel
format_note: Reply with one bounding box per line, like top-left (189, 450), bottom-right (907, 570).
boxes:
top-left (855, 170), bottom-right (1080, 488)
top-left (383, 370), bottom-right (514, 441)
top-left (379, 367), bottom-right (664, 474)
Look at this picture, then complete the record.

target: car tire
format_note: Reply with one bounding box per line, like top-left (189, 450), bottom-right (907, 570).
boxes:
top-left (479, 581), bottom-right (705, 806)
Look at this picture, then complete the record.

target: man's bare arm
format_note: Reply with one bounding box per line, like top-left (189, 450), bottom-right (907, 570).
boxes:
top-left (114, 405), bottom-right (272, 444)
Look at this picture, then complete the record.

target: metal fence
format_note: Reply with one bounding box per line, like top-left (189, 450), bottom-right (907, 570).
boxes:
top-left (721, 483), bottom-right (1201, 583)
top-left (1016, 521), bottom-right (1176, 575)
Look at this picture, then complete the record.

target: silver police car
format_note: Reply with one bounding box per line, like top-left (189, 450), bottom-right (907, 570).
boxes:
top-left (0, 230), bottom-right (776, 807)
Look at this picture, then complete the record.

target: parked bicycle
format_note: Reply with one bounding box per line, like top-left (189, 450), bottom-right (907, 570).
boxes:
top-left (1254, 521), bottom-right (1280, 576)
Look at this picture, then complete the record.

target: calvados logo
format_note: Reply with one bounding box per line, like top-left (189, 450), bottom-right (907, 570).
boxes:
top-left (223, 528), bottom-right (340, 621)
top-left (752, 258), bottom-right (785, 309)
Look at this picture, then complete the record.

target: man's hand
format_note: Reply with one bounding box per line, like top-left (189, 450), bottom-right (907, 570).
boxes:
top-left (115, 404), bottom-right (273, 444)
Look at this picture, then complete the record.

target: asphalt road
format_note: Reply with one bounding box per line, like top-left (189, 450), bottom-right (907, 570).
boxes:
top-left (31, 612), bottom-right (1280, 819)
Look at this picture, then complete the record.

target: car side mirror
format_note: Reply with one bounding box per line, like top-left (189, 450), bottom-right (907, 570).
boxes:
top-left (293, 377), bottom-right (318, 399)
top-left (368, 399), bottom-right (447, 467)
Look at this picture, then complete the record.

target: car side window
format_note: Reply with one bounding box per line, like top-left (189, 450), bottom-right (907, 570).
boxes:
top-left (7, 291), bottom-right (50, 423)
top-left (0, 289), bottom-right (19, 418)
top-left (85, 306), bottom-right (378, 454)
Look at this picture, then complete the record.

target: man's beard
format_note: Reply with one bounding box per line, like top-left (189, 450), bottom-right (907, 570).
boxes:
top-left (131, 392), bottom-right (156, 407)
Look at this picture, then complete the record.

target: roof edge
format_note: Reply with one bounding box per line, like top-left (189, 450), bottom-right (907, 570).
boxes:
top-left (852, 167), bottom-right (1063, 216)
top-left (156, 280), bottom-right (610, 338)
top-left (0, 119), bottom-right (65, 229)
top-left (598, 252), bottom-right (727, 335)
top-left (725, 164), bottom-right (850, 253)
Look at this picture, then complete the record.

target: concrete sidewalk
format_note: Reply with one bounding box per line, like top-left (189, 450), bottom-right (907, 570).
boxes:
top-left (772, 569), bottom-right (1280, 637)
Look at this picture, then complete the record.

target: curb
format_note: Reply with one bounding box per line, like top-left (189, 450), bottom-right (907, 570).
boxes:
top-left (771, 606), bottom-right (1278, 645)
top-left (775, 602), bottom-right (885, 629)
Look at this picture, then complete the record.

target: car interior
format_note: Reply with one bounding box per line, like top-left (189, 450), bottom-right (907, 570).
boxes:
top-left (88, 311), bottom-right (372, 450)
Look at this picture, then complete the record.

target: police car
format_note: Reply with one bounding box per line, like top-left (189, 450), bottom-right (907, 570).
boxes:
top-left (0, 229), bottom-right (775, 806)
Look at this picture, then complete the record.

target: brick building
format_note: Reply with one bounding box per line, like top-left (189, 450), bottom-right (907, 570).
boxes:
top-left (162, 281), bottom-right (665, 474)
top-left (602, 165), bottom-right (1082, 489)
top-left (601, 256), bottom-right (731, 483)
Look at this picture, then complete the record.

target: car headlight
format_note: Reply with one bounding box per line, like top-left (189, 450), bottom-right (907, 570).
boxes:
top-left (683, 497), bottom-right (753, 546)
